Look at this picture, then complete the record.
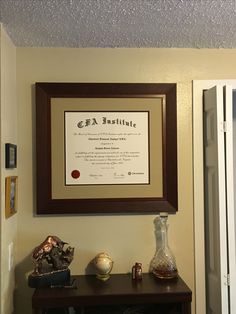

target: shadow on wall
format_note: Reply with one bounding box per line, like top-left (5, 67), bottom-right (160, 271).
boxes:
top-left (14, 253), bottom-right (34, 314)
top-left (85, 259), bottom-right (96, 275)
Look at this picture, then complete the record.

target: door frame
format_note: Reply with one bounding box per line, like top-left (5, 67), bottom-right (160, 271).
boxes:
top-left (193, 80), bottom-right (236, 314)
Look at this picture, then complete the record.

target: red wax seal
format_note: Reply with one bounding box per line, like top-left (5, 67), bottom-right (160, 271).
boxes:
top-left (71, 170), bottom-right (80, 179)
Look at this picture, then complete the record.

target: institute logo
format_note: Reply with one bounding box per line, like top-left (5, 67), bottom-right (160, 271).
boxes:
top-left (128, 171), bottom-right (144, 175)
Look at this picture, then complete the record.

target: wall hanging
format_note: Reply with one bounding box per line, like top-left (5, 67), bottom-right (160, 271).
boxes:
top-left (35, 83), bottom-right (177, 215)
top-left (5, 176), bottom-right (18, 218)
top-left (5, 143), bottom-right (17, 168)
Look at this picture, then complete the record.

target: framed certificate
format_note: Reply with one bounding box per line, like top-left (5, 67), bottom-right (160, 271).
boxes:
top-left (36, 83), bottom-right (177, 215)
top-left (64, 111), bottom-right (150, 186)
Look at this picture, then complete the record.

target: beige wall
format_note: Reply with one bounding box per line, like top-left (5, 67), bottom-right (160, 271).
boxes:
top-left (0, 26), bottom-right (18, 314)
top-left (13, 47), bottom-right (236, 314)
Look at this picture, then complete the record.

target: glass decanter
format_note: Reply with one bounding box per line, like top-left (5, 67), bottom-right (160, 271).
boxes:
top-left (150, 212), bottom-right (178, 279)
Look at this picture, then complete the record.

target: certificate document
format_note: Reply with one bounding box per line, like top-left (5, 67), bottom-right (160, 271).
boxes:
top-left (65, 111), bottom-right (150, 185)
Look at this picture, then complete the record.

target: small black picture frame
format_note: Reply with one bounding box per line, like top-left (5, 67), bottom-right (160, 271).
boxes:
top-left (5, 143), bottom-right (17, 169)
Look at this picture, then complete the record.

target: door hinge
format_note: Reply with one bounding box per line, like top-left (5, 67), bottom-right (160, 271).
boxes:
top-left (223, 121), bottom-right (227, 132)
top-left (224, 273), bottom-right (230, 286)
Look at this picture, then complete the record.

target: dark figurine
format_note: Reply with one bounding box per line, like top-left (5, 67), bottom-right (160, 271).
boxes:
top-left (32, 235), bottom-right (74, 275)
top-left (28, 235), bottom-right (74, 288)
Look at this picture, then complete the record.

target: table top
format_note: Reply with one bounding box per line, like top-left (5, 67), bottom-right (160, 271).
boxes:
top-left (32, 273), bottom-right (192, 309)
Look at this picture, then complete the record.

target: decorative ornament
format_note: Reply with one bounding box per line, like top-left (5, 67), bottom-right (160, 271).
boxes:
top-left (132, 262), bottom-right (142, 280)
top-left (28, 235), bottom-right (74, 288)
top-left (93, 252), bottom-right (113, 281)
top-left (150, 213), bottom-right (178, 279)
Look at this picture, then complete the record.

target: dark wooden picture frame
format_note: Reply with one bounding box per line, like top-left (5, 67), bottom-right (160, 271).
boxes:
top-left (5, 143), bottom-right (17, 169)
top-left (36, 83), bottom-right (177, 215)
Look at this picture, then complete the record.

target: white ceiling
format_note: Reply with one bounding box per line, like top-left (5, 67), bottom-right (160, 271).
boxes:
top-left (0, 0), bottom-right (236, 48)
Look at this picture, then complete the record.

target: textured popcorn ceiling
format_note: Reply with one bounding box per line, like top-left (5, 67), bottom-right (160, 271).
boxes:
top-left (1, 0), bottom-right (236, 48)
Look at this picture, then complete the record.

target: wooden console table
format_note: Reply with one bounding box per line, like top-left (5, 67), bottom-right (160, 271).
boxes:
top-left (32, 273), bottom-right (192, 314)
